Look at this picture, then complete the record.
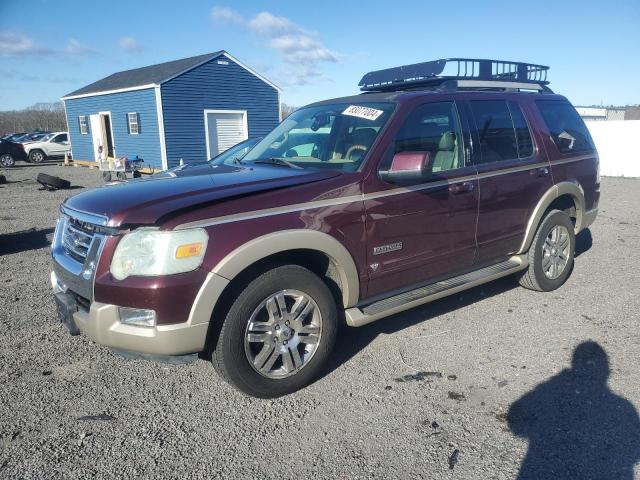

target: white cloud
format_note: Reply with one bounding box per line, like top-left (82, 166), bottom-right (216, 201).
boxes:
top-left (119, 36), bottom-right (145, 53)
top-left (211, 7), bottom-right (338, 86)
top-left (0, 32), bottom-right (50, 57)
top-left (268, 34), bottom-right (337, 64)
top-left (247, 11), bottom-right (305, 36)
top-left (66, 38), bottom-right (99, 56)
top-left (211, 6), bottom-right (244, 24)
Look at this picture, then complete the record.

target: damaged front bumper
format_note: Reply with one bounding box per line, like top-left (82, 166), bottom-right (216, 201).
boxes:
top-left (51, 270), bottom-right (208, 356)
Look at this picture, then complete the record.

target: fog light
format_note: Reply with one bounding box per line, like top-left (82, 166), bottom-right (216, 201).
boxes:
top-left (118, 307), bottom-right (156, 327)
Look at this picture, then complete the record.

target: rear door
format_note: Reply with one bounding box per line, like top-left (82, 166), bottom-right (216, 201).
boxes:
top-left (465, 97), bottom-right (553, 264)
top-left (363, 99), bottom-right (479, 299)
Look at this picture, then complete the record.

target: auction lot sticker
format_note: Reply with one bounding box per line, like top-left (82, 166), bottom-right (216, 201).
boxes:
top-left (342, 105), bottom-right (384, 121)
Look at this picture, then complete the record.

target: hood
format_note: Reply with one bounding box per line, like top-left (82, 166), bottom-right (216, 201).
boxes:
top-left (151, 162), bottom-right (219, 179)
top-left (64, 164), bottom-right (341, 227)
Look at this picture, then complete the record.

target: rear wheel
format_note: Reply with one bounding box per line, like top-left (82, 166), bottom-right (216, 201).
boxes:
top-left (0, 153), bottom-right (15, 167)
top-left (29, 149), bottom-right (46, 163)
top-left (519, 209), bottom-right (575, 292)
top-left (213, 265), bottom-right (338, 398)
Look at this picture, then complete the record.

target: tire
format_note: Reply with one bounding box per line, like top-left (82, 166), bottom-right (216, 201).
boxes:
top-left (102, 171), bottom-right (112, 182)
top-left (519, 209), bottom-right (575, 292)
top-left (0, 153), bottom-right (15, 167)
top-left (116, 171), bottom-right (127, 181)
top-left (36, 172), bottom-right (71, 190)
top-left (29, 149), bottom-right (46, 163)
top-left (213, 265), bottom-right (338, 398)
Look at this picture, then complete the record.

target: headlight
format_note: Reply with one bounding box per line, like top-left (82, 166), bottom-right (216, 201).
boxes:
top-left (110, 228), bottom-right (208, 280)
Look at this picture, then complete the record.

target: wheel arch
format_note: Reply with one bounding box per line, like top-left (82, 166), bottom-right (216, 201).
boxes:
top-left (518, 182), bottom-right (585, 254)
top-left (211, 229), bottom-right (360, 309)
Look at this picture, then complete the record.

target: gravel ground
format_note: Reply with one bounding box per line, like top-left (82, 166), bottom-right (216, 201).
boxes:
top-left (1, 163), bottom-right (639, 479)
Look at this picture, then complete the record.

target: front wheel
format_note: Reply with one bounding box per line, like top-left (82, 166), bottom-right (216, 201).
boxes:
top-left (213, 265), bottom-right (338, 398)
top-left (0, 153), bottom-right (15, 167)
top-left (29, 149), bottom-right (46, 163)
top-left (519, 209), bottom-right (575, 292)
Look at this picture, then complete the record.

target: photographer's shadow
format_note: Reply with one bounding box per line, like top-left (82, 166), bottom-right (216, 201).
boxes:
top-left (508, 341), bottom-right (640, 479)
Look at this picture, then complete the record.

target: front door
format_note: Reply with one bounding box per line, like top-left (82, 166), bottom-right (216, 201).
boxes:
top-left (465, 98), bottom-right (554, 263)
top-left (47, 133), bottom-right (69, 156)
top-left (101, 114), bottom-right (114, 157)
top-left (205, 110), bottom-right (248, 159)
top-left (364, 100), bottom-right (479, 299)
top-left (89, 114), bottom-right (102, 161)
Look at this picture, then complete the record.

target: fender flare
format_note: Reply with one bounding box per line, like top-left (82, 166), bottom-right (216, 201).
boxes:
top-left (213, 229), bottom-right (360, 308)
top-left (517, 181), bottom-right (585, 254)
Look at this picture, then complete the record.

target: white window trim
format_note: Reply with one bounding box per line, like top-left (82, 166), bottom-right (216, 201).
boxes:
top-left (79, 115), bottom-right (88, 134)
top-left (203, 109), bottom-right (248, 161)
top-left (154, 86), bottom-right (168, 170)
top-left (128, 112), bottom-right (140, 135)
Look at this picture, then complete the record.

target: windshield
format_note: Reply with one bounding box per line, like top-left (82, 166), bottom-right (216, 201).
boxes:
top-left (210, 137), bottom-right (261, 165)
top-left (242, 102), bottom-right (395, 171)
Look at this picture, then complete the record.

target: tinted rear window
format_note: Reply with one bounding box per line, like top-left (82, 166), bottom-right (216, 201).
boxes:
top-left (470, 100), bottom-right (518, 163)
top-left (536, 100), bottom-right (594, 154)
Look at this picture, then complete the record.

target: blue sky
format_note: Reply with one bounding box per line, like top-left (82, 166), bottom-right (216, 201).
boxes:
top-left (1, 0), bottom-right (638, 110)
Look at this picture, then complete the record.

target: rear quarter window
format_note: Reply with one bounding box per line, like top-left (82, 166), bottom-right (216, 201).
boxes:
top-left (536, 100), bottom-right (594, 154)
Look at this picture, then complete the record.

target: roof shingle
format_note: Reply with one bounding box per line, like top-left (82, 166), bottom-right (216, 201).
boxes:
top-left (63, 51), bottom-right (224, 98)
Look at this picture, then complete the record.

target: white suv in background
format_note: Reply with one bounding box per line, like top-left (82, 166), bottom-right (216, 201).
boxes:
top-left (24, 132), bottom-right (70, 163)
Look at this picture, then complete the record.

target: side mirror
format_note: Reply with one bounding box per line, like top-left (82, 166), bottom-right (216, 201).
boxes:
top-left (379, 151), bottom-right (431, 184)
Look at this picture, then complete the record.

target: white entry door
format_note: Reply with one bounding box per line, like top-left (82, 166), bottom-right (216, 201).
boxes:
top-left (89, 114), bottom-right (102, 161)
top-left (205, 110), bottom-right (248, 159)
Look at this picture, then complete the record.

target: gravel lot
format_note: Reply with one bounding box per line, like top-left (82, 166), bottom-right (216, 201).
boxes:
top-left (1, 163), bottom-right (639, 479)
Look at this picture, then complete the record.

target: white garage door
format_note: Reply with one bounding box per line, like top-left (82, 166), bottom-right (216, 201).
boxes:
top-left (205, 110), bottom-right (248, 159)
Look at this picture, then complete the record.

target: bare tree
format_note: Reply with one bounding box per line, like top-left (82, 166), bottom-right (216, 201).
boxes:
top-left (0, 102), bottom-right (68, 136)
top-left (280, 103), bottom-right (297, 120)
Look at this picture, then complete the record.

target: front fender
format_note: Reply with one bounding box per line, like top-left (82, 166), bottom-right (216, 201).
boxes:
top-left (212, 229), bottom-right (359, 308)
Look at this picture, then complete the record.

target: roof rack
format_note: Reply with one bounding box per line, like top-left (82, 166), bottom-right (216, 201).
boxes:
top-left (359, 58), bottom-right (551, 93)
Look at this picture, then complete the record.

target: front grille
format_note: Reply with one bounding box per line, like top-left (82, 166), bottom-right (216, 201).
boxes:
top-left (62, 219), bottom-right (96, 263)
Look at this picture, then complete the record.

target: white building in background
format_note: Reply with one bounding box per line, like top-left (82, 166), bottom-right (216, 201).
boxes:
top-left (576, 106), bottom-right (626, 121)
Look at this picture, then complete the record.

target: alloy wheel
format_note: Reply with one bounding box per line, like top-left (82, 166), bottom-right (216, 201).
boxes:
top-left (0, 154), bottom-right (14, 167)
top-left (542, 225), bottom-right (571, 279)
top-left (244, 289), bottom-right (322, 379)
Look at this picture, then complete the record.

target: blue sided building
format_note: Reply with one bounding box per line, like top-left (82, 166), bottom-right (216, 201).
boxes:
top-left (62, 51), bottom-right (281, 170)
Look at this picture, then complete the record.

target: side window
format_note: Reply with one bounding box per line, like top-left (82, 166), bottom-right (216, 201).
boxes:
top-left (470, 100), bottom-right (518, 163)
top-left (536, 100), bottom-right (594, 154)
top-left (508, 101), bottom-right (534, 158)
top-left (79, 116), bottom-right (88, 134)
top-left (127, 112), bottom-right (140, 135)
top-left (54, 133), bottom-right (68, 143)
top-left (394, 101), bottom-right (464, 172)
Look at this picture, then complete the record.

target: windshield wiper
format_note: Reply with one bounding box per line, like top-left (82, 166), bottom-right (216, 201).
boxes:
top-left (253, 157), bottom-right (302, 169)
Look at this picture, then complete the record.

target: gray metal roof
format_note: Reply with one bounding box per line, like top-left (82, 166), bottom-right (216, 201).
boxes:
top-left (63, 51), bottom-right (224, 98)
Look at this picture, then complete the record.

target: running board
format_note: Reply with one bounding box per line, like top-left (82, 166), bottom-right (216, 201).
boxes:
top-left (345, 255), bottom-right (528, 327)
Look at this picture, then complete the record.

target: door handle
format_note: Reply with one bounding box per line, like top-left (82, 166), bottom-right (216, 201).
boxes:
top-left (449, 181), bottom-right (475, 194)
top-left (530, 167), bottom-right (549, 177)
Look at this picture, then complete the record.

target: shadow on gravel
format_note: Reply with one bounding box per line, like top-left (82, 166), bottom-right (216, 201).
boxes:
top-left (575, 228), bottom-right (593, 257)
top-left (0, 227), bottom-right (55, 255)
top-left (507, 341), bottom-right (640, 480)
top-left (326, 275), bottom-right (518, 377)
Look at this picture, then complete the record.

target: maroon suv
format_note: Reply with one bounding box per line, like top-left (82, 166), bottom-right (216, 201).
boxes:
top-left (51, 59), bottom-right (599, 397)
